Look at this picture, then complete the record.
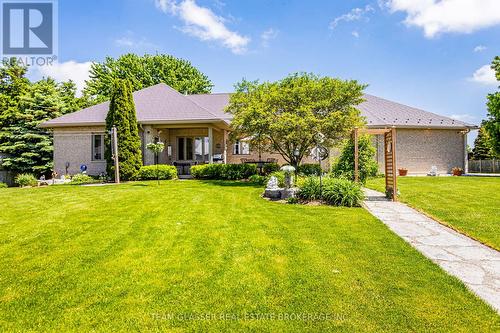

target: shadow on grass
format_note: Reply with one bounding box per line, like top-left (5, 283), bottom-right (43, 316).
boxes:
top-left (199, 180), bottom-right (263, 188)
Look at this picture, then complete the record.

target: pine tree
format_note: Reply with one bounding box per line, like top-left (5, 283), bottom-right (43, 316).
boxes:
top-left (105, 79), bottom-right (142, 180)
top-left (472, 124), bottom-right (494, 160)
top-left (0, 77), bottom-right (64, 175)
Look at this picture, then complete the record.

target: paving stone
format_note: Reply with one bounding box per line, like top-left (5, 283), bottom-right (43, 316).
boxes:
top-left (363, 188), bottom-right (500, 313)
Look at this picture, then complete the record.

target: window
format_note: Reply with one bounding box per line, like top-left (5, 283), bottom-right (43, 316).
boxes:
top-left (194, 137), bottom-right (210, 162)
top-left (92, 134), bottom-right (104, 161)
top-left (233, 140), bottom-right (250, 155)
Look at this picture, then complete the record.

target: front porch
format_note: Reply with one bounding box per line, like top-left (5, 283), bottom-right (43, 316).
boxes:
top-left (140, 124), bottom-right (229, 177)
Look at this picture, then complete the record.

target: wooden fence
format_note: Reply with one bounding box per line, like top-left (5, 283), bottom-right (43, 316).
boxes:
top-left (468, 159), bottom-right (500, 173)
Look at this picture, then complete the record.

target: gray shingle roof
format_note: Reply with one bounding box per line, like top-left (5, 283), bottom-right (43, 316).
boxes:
top-left (41, 83), bottom-right (222, 127)
top-left (358, 94), bottom-right (475, 129)
top-left (41, 83), bottom-right (476, 129)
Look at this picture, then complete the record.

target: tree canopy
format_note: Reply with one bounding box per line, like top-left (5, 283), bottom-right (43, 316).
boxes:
top-left (227, 73), bottom-right (366, 167)
top-left (84, 53), bottom-right (213, 103)
top-left (105, 79), bottom-right (142, 181)
top-left (484, 56), bottom-right (500, 156)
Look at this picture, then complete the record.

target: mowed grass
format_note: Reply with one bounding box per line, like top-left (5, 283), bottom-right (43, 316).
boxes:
top-left (366, 177), bottom-right (500, 251)
top-left (0, 181), bottom-right (498, 332)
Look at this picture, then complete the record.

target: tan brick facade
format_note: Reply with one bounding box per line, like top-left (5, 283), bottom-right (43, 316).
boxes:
top-left (52, 126), bottom-right (466, 177)
top-left (373, 128), bottom-right (466, 175)
top-left (53, 127), bottom-right (107, 176)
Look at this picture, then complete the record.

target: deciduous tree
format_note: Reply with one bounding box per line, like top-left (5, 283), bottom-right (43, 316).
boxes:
top-left (227, 73), bottom-right (366, 168)
top-left (84, 53), bottom-right (213, 103)
top-left (484, 56), bottom-right (500, 156)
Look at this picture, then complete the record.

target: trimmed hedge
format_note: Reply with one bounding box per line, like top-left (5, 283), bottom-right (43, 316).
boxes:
top-left (297, 176), bottom-right (364, 207)
top-left (191, 163), bottom-right (257, 180)
top-left (0, 182), bottom-right (7, 188)
top-left (137, 165), bottom-right (177, 180)
top-left (297, 163), bottom-right (322, 176)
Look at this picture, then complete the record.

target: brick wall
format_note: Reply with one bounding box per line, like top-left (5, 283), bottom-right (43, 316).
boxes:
top-left (373, 128), bottom-right (466, 175)
top-left (53, 127), bottom-right (107, 176)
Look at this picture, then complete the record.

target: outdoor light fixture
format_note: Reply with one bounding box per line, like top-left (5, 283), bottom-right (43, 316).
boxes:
top-left (294, 148), bottom-right (300, 157)
top-left (167, 144), bottom-right (172, 157)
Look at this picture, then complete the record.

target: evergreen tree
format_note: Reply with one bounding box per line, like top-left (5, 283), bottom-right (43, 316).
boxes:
top-left (472, 124), bottom-right (494, 160)
top-left (105, 79), bottom-right (142, 180)
top-left (1, 78), bottom-right (65, 175)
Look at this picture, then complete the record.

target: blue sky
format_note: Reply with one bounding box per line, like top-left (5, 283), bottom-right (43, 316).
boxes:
top-left (32, 0), bottom-right (500, 142)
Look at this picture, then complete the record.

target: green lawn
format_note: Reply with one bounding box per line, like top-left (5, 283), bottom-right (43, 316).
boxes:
top-left (366, 177), bottom-right (500, 251)
top-left (0, 181), bottom-right (498, 332)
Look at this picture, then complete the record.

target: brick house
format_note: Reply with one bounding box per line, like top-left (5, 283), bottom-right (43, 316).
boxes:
top-left (40, 83), bottom-right (476, 177)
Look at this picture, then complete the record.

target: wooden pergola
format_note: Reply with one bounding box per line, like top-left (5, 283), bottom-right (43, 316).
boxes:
top-left (353, 127), bottom-right (398, 201)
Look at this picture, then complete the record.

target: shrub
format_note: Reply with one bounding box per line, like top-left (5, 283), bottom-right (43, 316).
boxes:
top-left (248, 174), bottom-right (267, 185)
top-left (70, 173), bottom-right (99, 185)
top-left (191, 164), bottom-right (257, 180)
top-left (287, 197), bottom-right (299, 204)
top-left (296, 176), bottom-right (322, 201)
top-left (322, 178), bottom-right (364, 207)
top-left (297, 176), bottom-right (364, 207)
top-left (15, 173), bottom-right (37, 187)
top-left (137, 165), bottom-right (177, 180)
top-left (297, 163), bottom-right (322, 176)
top-left (0, 182), bottom-right (7, 188)
top-left (262, 162), bottom-right (280, 175)
top-left (331, 135), bottom-right (378, 184)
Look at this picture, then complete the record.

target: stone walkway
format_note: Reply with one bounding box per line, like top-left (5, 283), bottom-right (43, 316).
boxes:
top-left (362, 188), bottom-right (500, 313)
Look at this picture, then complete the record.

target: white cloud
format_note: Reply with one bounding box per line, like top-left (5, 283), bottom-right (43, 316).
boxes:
top-left (469, 64), bottom-right (497, 85)
top-left (115, 32), bottom-right (158, 50)
top-left (352, 30), bottom-right (360, 38)
top-left (329, 5), bottom-right (374, 29)
top-left (473, 45), bottom-right (486, 52)
top-left (260, 28), bottom-right (278, 47)
top-left (29, 61), bottom-right (92, 96)
top-left (382, 0), bottom-right (500, 38)
top-left (155, 0), bottom-right (250, 54)
top-left (449, 114), bottom-right (476, 123)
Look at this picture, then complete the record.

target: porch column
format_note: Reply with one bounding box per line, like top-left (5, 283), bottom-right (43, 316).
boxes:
top-left (208, 127), bottom-right (213, 164)
top-left (223, 129), bottom-right (228, 164)
top-left (143, 125), bottom-right (156, 166)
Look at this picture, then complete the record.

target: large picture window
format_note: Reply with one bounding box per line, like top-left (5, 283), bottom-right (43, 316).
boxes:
top-left (91, 134), bottom-right (104, 161)
top-left (233, 140), bottom-right (250, 155)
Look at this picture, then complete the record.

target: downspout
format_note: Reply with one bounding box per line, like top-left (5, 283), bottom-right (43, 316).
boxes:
top-left (463, 129), bottom-right (470, 174)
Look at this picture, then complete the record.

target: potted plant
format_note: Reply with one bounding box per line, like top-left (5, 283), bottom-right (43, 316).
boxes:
top-left (398, 168), bottom-right (408, 176)
top-left (452, 167), bottom-right (463, 176)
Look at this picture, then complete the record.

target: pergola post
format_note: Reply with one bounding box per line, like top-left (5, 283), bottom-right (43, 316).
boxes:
top-left (354, 127), bottom-right (359, 183)
top-left (390, 126), bottom-right (397, 202)
top-left (352, 127), bottom-right (398, 202)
